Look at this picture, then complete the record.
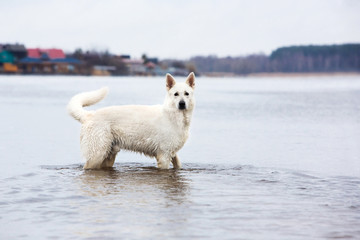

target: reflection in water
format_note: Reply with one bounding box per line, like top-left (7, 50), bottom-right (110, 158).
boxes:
top-left (71, 163), bottom-right (192, 238)
top-left (76, 163), bottom-right (190, 205)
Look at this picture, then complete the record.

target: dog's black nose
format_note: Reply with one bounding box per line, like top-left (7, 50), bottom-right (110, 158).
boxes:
top-left (179, 100), bottom-right (186, 110)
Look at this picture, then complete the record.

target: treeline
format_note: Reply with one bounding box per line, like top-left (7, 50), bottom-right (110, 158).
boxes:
top-left (68, 49), bottom-right (195, 76)
top-left (68, 49), bottom-right (128, 75)
top-left (190, 44), bottom-right (360, 75)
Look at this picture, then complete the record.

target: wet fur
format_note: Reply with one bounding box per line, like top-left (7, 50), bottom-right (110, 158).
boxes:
top-left (67, 73), bottom-right (195, 169)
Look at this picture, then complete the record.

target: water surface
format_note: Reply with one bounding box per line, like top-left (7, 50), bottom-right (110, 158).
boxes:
top-left (0, 75), bottom-right (360, 239)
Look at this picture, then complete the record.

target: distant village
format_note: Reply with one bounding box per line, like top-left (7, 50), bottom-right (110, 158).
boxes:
top-left (1, 42), bottom-right (359, 76)
top-left (0, 43), bottom-right (196, 76)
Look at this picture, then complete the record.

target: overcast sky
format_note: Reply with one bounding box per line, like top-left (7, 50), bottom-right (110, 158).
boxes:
top-left (2, 0), bottom-right (360, 59)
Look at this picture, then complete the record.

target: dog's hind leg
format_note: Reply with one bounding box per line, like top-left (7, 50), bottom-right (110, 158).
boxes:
top-left (171, 154), bottom-right (182, 169)
top-left (156, 154), bottom-right (171, 169)
top-left (83, 151), bottom-right (108, 169)
top-left (81, 124), bottom-right (113, 169)
top-left (101, 142), bottom-right (120, 168)
top-left (101, 152), bottom-right (117, 168)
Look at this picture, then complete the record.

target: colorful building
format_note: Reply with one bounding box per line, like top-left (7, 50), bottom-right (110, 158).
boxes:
top-left (0, 44), bottom-right (82, 74)
top-left (0, 44), bottom-right (27, 73)
top-left (19, 48), bottom-right (81, 74)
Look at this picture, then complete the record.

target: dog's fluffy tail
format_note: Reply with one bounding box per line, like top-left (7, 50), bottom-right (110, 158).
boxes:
top-left (67, 87), bottom-right (109, 123)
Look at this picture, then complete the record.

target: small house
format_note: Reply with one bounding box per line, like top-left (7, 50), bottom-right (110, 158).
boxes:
top-left (20, 48), bottom-right (81, 74)
top-left (0, 43), bottom-right (27, 73)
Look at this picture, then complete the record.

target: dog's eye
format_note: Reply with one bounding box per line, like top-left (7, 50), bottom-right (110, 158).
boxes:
top-left (174, 92), bottom-right (179, 96)
top-left (184, 92), bottom-right (189, 96)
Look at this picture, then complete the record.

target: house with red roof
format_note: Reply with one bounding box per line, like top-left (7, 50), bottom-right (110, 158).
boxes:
top-left (20, 48), bottom-right (81, 74)
top-left (27, 48), bottom-right (66, 59)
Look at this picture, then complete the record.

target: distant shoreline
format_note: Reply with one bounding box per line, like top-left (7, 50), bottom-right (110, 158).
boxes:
top-left (203, 72), bottom-right (360, 78)
top-left (1, 71), bottom-right (360, 78)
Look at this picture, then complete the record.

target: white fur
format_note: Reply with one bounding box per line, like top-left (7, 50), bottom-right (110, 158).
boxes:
top-left (67, 73), bottom-right (196, 169)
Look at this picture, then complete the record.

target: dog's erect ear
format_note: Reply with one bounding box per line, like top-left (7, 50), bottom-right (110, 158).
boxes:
top-left (166, 73), bottom-right (176, 91)
top-left (186, 72), bottom-right (195, 89)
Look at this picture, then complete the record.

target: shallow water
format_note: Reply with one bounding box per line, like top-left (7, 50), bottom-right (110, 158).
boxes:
top-left (0, 75), bottom-right (360, 239)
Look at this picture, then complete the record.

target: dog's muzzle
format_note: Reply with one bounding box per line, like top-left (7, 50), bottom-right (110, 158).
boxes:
top-left (178, 100), bottom-right (186, 110)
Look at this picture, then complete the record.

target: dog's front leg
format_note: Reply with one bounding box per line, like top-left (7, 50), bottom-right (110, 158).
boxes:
top-left (156, 154), bottom-right (171, 169)
top-left (171, 154), bottom-right (182, 169)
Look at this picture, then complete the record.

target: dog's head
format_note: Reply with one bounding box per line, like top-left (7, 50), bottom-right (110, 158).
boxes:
top-left (165, 72), bottom-right (195, 111)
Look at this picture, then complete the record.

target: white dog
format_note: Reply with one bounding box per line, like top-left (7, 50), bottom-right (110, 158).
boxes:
top-left (67, 73), bottom-right (195, 169)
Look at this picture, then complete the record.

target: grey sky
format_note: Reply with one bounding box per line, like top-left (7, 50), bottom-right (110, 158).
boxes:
top-left (2, 0), bottom-right (360, 59)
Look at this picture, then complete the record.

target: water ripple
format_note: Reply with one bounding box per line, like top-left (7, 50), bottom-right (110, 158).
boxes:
top-left (1, 162), bottom-right (359, 239)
